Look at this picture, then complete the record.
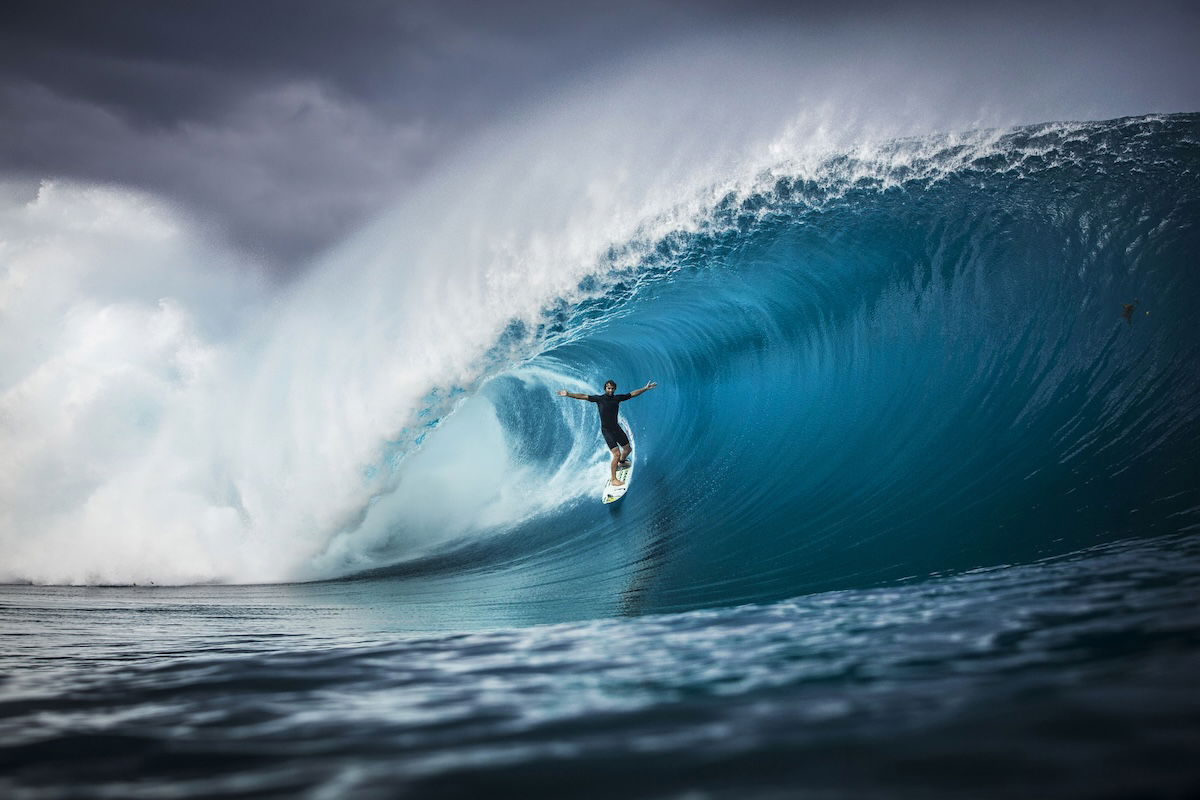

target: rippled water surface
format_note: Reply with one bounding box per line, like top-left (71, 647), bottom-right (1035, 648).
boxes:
top-left (4, 533), bottom-right (1200, 798)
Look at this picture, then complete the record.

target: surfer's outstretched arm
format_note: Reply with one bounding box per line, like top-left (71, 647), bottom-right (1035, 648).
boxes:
top-left (557, 390), bottom-right (589, 400)
top-left (629, 381), bottom-right (657, 398)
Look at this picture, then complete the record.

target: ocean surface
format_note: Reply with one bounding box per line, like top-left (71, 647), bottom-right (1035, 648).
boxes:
top-left (3, 113), bottom-right (1200, 797)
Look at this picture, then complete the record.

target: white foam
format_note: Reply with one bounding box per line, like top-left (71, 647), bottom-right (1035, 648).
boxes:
top-left (306, 365), bottom-right (608, 578)
top-left (0, 180), bottom-right (263, 584)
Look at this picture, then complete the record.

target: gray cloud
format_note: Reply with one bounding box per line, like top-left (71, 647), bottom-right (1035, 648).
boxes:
top-left (0, 1), bottom-right (708, 267)
top-left (2, 0), bottom-right (1197, 270)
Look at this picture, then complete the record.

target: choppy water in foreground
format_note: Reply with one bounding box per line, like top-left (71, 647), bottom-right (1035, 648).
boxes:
top-left (3, 532), bottom-right (1199, 798)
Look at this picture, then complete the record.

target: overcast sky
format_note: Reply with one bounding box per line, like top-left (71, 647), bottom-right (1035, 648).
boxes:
top-left (2, 0), bottom-right (1197, 271)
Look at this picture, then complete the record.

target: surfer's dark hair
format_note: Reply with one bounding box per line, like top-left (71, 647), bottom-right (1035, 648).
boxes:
top-left (604, 379), bottom-right (617, 389)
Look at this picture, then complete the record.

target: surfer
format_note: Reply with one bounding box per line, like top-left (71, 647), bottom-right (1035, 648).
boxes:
top-left (558, 380), bottom-right (657, 486)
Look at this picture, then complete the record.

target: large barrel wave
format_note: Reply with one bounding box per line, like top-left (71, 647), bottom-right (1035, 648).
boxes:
top-left (303, 114), bottom-right (1200, 624)
top-left (3, 114), bottom-right (1198, 619)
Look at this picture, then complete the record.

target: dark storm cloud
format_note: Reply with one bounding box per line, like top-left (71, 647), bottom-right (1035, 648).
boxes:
top-left (1, 0), bottom-right (1197, 269)
top-left (0, 0), bottom-right (707, 267)
top-left (2, 1), bottom-right (422, 126)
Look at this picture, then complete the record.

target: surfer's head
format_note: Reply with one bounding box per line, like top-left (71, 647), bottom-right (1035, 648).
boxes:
top-left (604, 380), bottom-right (616, 394)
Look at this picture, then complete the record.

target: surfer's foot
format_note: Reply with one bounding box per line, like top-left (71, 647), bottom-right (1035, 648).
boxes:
top-left (611, 479), bottom-right (625, 487)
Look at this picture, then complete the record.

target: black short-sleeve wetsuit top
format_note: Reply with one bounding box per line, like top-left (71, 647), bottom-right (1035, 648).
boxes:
top-left (587, 393), bottom-right (632, 432)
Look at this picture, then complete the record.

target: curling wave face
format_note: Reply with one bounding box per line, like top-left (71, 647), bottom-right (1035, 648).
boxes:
top-left (313, 114), bottom-right (1200, 623)
top-left (3, 115), bottom-right (1198, 609)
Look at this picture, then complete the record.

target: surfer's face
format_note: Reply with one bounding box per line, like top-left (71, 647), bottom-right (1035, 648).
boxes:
top-left (604, 383), bottom-right (616, 394)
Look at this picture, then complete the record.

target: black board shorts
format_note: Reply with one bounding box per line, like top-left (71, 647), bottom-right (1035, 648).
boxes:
top-left (602, 426), bottom-right (630, 450)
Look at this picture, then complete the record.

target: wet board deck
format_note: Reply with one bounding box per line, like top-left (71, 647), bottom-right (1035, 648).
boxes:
top-left (602, 458), bottom-right (633, 504)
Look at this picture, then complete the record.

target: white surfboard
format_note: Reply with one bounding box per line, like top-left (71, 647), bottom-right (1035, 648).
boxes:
top-left (602, 457), bottom-right (634, 504)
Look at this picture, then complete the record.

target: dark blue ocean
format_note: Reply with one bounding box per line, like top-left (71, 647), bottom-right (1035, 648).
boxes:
top-left (3, 114), bottom-right (1200, 798)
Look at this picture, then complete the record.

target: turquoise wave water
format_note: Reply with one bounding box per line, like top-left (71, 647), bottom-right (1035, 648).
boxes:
top-left (341, 114), bottom-right (1200, 621)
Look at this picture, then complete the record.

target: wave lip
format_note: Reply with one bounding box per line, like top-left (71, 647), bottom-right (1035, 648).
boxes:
top-left (342, 113), bottom-right (1200, 616)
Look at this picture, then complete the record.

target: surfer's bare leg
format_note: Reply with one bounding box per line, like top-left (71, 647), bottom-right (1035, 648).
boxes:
top-left (619, 444), bottom-right (632, 466)
top-left (610, 447), bottom-right (625, 486)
